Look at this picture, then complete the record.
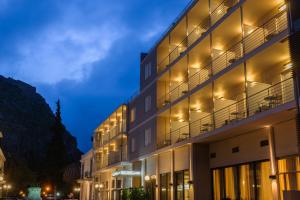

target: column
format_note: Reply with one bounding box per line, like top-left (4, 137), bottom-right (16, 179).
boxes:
top-left (192, 143), bottom-right (211, 200)
top-left (171, 149), bottom-right (174, 200)
top-left (267, 126), bottom-right (279, 200)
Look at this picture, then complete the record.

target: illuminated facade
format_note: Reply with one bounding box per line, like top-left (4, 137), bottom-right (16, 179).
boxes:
top-left (127, 0), bottom-right (300, 199)
top-left (87, 0), bottom-right (300, 199)
top-left (92, 105), bottom-right (138, 200)
top-left (78, 150), bottom-right (93, 200)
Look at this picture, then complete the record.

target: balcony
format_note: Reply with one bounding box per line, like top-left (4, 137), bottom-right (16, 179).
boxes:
top-left (189, 9), bottom-right (288, 91)
top-left (157, 0), bottom-right (240, 73)
top-left (157, 78), bottom-right (294, 149)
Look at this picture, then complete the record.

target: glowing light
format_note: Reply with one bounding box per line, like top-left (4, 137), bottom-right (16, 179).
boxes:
top-left (99, 184), bottom-right (104, 189)
top-left (145, 175), bottom-right (150, 181)
top-left (112, 170), bottom-right (141, 177)
top-left (278, 4), bottom-right (287, 12)
top-left (283, 63), bottom-right (293, 70)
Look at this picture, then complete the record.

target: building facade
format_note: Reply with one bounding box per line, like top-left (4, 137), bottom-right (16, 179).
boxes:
top-left (78, 150), bottom-right (93, 200)
top-left (128, 0), bottom-right (300, 199)
top-left (84, 0), bottom-right (300, 199)
top-left (92, 105), bottom-right (142, 200)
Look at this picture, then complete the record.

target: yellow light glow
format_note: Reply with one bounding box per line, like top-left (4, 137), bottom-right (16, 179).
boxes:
top-left (278, 4), bottom-right (287, 12)
top-left (145, 175), bottom-right (150, 181)
top-left (214, 91), bottom-right (225, 99)
top-left (283, 63), bottom-right (293, 71)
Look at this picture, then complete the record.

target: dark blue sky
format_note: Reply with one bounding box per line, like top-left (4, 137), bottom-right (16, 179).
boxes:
top-left (0, 0), bottom-right (190, 153)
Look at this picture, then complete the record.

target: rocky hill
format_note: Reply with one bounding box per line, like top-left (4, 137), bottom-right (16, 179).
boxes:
top-left (0, 75), bottom-right (82, 188)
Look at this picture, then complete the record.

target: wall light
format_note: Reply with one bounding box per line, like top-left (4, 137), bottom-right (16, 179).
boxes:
top-left (278, 4), bottom-right (287, 12)
top-left (145, 175), bottom-right (150, 181)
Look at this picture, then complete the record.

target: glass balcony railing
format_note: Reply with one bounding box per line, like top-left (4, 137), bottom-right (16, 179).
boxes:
top-left (157, 78), bottom-right (294, 149)
top-left (157, 0), bottom-right (240, 73)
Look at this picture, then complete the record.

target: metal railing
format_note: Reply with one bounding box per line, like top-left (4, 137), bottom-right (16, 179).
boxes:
top-left (157, 0), bottom-right (240, 73)
top-left (188, 9), bottom-right (288, 91)
top-left (157, 80), bottom-right (188, 109)
top-left (108, 151), bottom-right (122, 166)
top-left (157, 78), bottom-right (294, 149)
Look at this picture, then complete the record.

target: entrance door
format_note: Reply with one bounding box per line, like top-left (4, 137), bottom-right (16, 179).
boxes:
top-left (174, 170), bottom-right (190, 200)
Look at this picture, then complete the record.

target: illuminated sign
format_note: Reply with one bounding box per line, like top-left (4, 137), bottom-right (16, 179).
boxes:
top-left (112, 170), bottom-right (141, 177)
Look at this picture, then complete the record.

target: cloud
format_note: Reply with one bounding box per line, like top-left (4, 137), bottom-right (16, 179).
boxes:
top-left (0, 0), bottom-right (127, 85)
top-left (15, 23), bottom-right (124, 84)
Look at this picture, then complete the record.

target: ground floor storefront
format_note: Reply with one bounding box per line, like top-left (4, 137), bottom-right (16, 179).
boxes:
top-left (134, 118), bottom-right (300, 200)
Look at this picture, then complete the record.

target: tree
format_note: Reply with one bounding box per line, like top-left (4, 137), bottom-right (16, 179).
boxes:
top-left (44, 100), bottom-right (69, 191)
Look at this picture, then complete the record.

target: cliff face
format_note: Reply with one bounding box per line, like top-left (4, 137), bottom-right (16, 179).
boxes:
top-left (0, 75), bottom-right (82, 186)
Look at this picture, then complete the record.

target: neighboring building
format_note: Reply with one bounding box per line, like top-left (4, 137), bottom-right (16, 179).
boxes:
top-left (0, 132), bottom-right (6, 197)
top-left (92, 105), bottom-right (140, 200)
top-left (86, 0), bottom-right (300, 199)
top-left (78, 150), bottom-right (93, 200)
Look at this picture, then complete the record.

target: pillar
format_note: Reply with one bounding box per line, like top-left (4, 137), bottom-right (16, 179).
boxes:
top-left (267, 126), bottom-right (279, 200)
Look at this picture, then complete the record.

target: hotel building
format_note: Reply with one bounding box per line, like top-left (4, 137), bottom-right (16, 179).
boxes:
top-left (127, 0), bottom-right (300, 199)
top-left (88, 0), bottom-right (300, 199)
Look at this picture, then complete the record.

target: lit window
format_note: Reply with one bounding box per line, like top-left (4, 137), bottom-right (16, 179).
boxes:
top-left (145, 96), bottom-right (152, 112)
top-left (145, 63), bottom-right (152, 80)
top-left (130, 107), bottom-right (136, 122)
top-left (145, 128), bottom-right (151, 146)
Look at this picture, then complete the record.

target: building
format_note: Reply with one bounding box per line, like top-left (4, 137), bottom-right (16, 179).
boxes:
top-left (127, 0), bottom-right (300, 199)
top-left (92, 105), bottom-right (141, 200)
top-left (86, 0), bottom-right (300, 199)
top-left (0, 132), bottom-right (6, 197)
top-left (78, 150), bottom-right (93, 200)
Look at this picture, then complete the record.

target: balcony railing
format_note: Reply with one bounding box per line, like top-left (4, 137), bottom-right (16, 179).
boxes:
top-left (157, 0), bottom-right (240, 73)
top-left (188, 9), bottom-right (288, 91)
top-left (157, 78), bottom-right (294, 149)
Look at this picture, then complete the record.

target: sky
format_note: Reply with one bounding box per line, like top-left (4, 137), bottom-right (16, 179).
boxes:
top-left (0, 0), bottom-right (191, 153)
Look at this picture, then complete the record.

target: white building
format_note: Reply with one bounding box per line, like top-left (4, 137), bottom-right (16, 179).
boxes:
top-left (78, 150), bottom-right (93, 200)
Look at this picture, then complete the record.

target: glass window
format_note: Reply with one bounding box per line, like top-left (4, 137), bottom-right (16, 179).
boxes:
top-left (145, 62), bottom-right (152, 80)
top-left (131, 138), bottom-right (135, 153)
top-left (175, 170), bottom-right (190, 200)
top-left (212, 161), bottom-right (274, 200)
top-left (224, 167), bottom-right (238, 199)
top-left (145, 95), bottom-right (152, 112)
top-left (239, 164), bottom-right (255, 200)
top-left (213, 169), bottom-right (222, 200)
top-left (278, 156), bottom-right (300, 199)
top-left (256, 161), bottom-right (272, 200)
top-left (130, 107), bottom-right (136, 122)
top-left (145, 128), bottom-right (152, 146)
top-left (160, 173), bottom-right (171, 200)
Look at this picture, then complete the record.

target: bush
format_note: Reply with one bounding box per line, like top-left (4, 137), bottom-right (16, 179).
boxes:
top-left (121, 188), bottom-right (146, 200)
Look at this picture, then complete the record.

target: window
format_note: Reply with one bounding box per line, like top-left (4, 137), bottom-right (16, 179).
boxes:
top-left (175, 170), bottom-right (190, 200)
top-left (278, 156), bottom-right (300, 200)
top-left (131, 138), bottom-right (136, 152)
top-left (145, 62), bottom-right (152, 80)
top-left (212, 161), bottom-right (273, 200)
top-left (130, 107), bottom-right (136, 122)
top-left (145, 128), bottom-right (152, 146)
top-left (160, 173), bottom-right (171, 200)
top-left (145, 95), bottom-right (152, 112)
